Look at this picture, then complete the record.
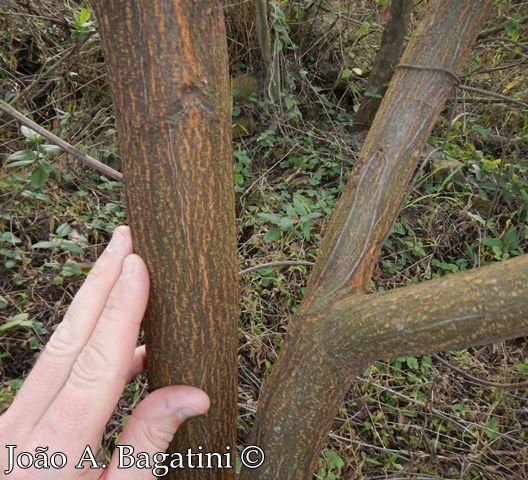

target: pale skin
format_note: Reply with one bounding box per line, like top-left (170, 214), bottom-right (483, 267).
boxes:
top-left (0, 226), bottom-right (210, 479)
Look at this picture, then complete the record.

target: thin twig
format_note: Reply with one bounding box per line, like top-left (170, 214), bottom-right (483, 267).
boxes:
top-left (458, 85), bottom-right (528, 108)
top-left (239, 260), bottom-right (314, 277)
top-left (476, 15), bottom-right (528, 40)
top-left (0, 99), bottom-right (123, 181)
top-left (433, 353), bottom-right (528, 390)
top-left (395, 64), bottom-right (459, 84)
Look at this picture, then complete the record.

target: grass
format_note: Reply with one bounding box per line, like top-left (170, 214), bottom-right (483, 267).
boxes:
top-left (1, 1), bottom-right (527, 478)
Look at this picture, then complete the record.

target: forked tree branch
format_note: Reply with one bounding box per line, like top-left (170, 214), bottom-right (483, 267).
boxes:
top-left (245, 2), bottom-right (503, 478)
top-left (249, 255), bottom-right (528, 478)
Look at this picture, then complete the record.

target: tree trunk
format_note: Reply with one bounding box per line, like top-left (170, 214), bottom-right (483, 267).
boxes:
top-left (254, 0), bottom-right (281, 102)
top-left (93, 2), bottom-right (238, 480)
top-left (244, 1), bottom-right (504, 478)
top-left (352, 0), bottom-right (414, 132)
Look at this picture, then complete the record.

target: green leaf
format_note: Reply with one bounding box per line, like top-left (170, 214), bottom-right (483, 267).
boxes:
top-left (32, 241), bottom-right (55, 249)
top-left (29, 338), bottom-right (42, 350)
top-left (56, 223), bottom-right (72, 237)
top-left (31, 164), bottom-right (49, 189)
top-left (7, 150), bottom-right (37, 162)
top-left (482, 237), bottom-right (503, 249)
top-left (32, 320), bottom-right (48, 336)
top-left (4, 259), bottom-right (16, 269)
top-left (358, 21), bottom-right (371, 36)
top-left (503, 227), bottom-right (519, 250)
top-left (59, 241), bottom-right (83, 254)
top-left (234, 173), bottom-right (244, 186)
top-left (293, 195), bottom-right (307, 216)
top-left (324, 450), bottom-right (345, 469)
top-left (21, 190), bottom-right (51, 202)
top-left (279, 216), bottom-right (296, 230)
top-left (9, 379), bottom-right (23, 390)
top-left (421, 355), bottom-right (433, 370)
top-left (360, 451), bottom-right (381, 465)
top-left (406, 356), bottom-right (419, 370)
top-left (341, 68), bottom-right (352, 80)
top-left (20, 125), bottom-right (42, 143)
top-left (0, 313), bottom-right (32, 332)
top-left (471, 124), bottom-right (490, 140)
top-left (466, 211), bottom-right (486, 225)
top-left (515, 362), bottom-right (528, 374)
top-left (62, 261), bottom-right (83, 277)
top-left (38, 144), bottom-right (62, 155)
top-left (5, 159), bottom-right (36, 168)
top-left (504, 18), bottom-right (520, 41)
top-left (43, 261), bottom-right (60, 270)
top-left (364, 88), bottom-right (383, 99)
top-left (76, 8), bottom-right (92, 26)
top-left (264, 227), bottom-right (281, 243)
top-left (257, 212), bottom-right (281, 226)
top-left (492, 245), bottom-right (506, 259)
top-left (432, 258), bottom-right (459, 273)
top-left (0, 232), bottom-right (21, 244)
top-left (301, 221), bottom-right (311, 240)
top-left (306, 212), bottom-right (322, 221)
top-left (483, 420), bottom-right (500, 440)
top-left (283, 95), bottom-right (296, 110)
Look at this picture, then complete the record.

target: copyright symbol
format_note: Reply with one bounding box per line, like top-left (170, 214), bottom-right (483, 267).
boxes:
top-left (240, 445), bottom-right (265, 468)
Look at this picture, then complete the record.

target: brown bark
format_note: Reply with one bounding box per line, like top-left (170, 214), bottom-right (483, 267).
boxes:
top-left (247, 256), bottom-right (528, 478)
top-left (93, 2), bottom-right (238, 480)
top-left (351, 0), bottom-right (414, 132)
top-left (308, 254), bottom-right (528, 365)
top-left (244, 1), bottom-right (499, 478)
top-left (305, 1), bottom-right (493, 301)
top-left (254, 0), bottom-right (280, 102)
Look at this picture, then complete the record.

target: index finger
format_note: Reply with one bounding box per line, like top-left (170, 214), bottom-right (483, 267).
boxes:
top-left (11, 253), bottom-right (150, 479)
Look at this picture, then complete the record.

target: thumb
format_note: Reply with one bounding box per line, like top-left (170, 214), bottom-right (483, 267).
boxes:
top-left (105, 385), bottom-right (210, 479)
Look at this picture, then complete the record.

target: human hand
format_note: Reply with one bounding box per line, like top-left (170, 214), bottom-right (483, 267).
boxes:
top-left (0, 226), bottom-right (210, 479)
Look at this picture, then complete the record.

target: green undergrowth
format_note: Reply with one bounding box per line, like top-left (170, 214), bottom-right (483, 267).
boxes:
top-left (1, 0), bottom-right (528, 478)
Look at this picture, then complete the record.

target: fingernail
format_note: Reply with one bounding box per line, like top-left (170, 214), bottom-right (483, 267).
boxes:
top-left (178, 406), bottom-right (206, 421)
top-left (107, 229), bottom-right (126, 252)
top-left (120, 256), bottom-right (136, 279)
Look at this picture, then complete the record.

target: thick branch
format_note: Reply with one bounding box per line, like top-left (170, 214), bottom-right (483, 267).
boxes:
top-left (304, 0), bottom-right (494, 302)
top-left (318, 255), bottom-right (528, 364)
